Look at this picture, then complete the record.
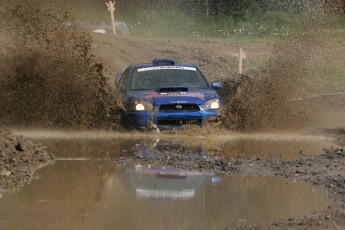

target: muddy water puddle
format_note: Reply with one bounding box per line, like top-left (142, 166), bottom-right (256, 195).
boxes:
top-left (0, 134), bottom-right (338, 229)
top-left (27, 133), bottom-right (340, 160)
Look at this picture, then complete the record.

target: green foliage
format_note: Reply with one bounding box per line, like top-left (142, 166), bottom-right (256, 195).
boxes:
top-left (131, 9), bottom-right (196, 37)
top-left (226, 0), bottom-right (260, 22)
top-left (233, 11), bottom-right (298, 37)
top-left (190, 15), bottom-right (236, 38)
top-left (258, 11), bottom-right (296, 26)
top-left (129, 8), bottom-right (298, 39)
top-left (131, 9), bottom-right (237, 38)
top-left (128, 0), bottom-right (302, 39)
top-left (214, 15), bottom-right (237, 31)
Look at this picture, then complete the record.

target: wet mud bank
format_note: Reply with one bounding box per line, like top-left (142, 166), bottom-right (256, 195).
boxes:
top-left (112, 133), bottom-right (345, 229)
top-left (0, 129), bottom-right (55, 194)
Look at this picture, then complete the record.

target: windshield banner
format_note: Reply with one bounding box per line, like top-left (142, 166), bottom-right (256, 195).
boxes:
top-left (138, 66), bottom-right (197, 72)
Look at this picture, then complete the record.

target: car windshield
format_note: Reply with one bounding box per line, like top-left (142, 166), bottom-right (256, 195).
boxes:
top-left (130, 66), bottom-right (209, 90)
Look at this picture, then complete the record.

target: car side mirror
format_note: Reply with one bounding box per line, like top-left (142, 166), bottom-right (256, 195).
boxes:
top-left (212, 82), bottom-right (223, 90)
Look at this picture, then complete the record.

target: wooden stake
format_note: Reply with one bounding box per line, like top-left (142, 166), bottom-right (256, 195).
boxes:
top-left (239, 48), bottom-right (246, 75)
top-left (106, 1), bottom-right (116, 35)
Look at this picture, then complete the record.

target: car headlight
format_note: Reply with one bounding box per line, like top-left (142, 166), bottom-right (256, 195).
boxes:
top-left (135, 103), bottom-right (145, 111)
top-left (203, 99), bottom-right (221, 110)
top-left (133, 100), bottom-right (153, 111)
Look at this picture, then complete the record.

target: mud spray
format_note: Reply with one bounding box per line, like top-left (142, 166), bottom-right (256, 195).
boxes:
top-left (220, 0), bottom-right (336, 131)
top-left (0, 0), bottom-right (340, 131)
top-left (0, 0), bottom-right (124, 129)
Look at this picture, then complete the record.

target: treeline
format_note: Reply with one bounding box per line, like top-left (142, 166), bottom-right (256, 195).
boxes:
top-left (117, 0), bottom-right (344, 20)
top-left (110, 0), bottom-right (345, 37)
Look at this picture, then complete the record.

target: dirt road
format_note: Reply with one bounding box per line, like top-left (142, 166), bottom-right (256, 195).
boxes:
top-left (91, 34), bottom-right (266, 83)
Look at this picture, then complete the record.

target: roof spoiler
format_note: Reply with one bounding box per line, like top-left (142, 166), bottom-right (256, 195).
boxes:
top-left (152, 58), bottom-right (177, 66)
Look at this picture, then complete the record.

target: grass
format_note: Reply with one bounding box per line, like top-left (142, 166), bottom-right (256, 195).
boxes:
top-left (67, 3), bottom-right (110, 22)
top-left (224, 55), bottom-right (269, 73)
top-left (305, 52), bottom-right (345, 93)
top-left (245, 58), bottom-right (269, 71)
top-left (128, 9), bottom-right (299, 39)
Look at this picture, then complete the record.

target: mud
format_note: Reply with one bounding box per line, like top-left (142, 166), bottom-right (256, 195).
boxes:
top-left (113, 149), bottom-right (345, 229)
top-left (112, 138), bottom-right (345, 229)
top-left (219, 1), bottom-right (332, 131)
top-left (0, 128), bottom-right (344, 229)
top-left (0, 0), bottom-right (342, 132)
top-left (0, 161), bottom-right (333, 230)
top-left (0, 1), bottom-right (344, 228)
top-left (0, 129), bottom-right (54, 193)
top-left (0, 1), bottom-right (124, 129)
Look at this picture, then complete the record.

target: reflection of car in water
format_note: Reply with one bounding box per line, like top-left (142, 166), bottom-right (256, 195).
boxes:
top-left (133, 138), bottom-right (205, 158)
top-left (122, 139), bottom-right (220, 201)
top-left (124, 165), bottom-right (215, 201)
top-left (115, 58), bottom-right (223, 130)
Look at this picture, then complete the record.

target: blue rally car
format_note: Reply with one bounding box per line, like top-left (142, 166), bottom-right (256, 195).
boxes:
top-left (115, 58), bottom-right (223, 130)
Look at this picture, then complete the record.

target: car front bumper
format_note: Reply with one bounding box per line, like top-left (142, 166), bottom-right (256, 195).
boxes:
top-left (127, 107), bottom-right (220, 129)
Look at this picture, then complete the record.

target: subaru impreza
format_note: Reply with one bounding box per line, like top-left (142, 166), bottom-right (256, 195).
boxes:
top-left (115, 58), bottom-right (223, 130)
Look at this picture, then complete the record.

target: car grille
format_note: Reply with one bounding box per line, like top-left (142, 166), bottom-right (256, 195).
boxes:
top-left (159, 104), bottom-right (200, 112)
top-left (157, 117), bottom-right (202, 126)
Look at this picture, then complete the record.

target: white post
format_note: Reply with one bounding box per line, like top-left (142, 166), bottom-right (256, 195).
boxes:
top-left (239, 48), bottom-right (246, 75)
top-left (106, 1), bottom-right (116, 35)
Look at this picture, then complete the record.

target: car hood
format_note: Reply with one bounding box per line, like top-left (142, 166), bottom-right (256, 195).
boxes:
top-left (127, 89), bottom-right (218, 105)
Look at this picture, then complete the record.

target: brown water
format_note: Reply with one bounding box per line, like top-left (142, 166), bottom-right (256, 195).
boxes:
top-left (0, 135), bottom-right (336, 230)
top-left (24, 132), bottom-right (339, 160)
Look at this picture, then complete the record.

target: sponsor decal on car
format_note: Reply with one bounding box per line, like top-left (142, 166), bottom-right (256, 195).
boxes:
top-left (143, 92), bottom-right (205, 100)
